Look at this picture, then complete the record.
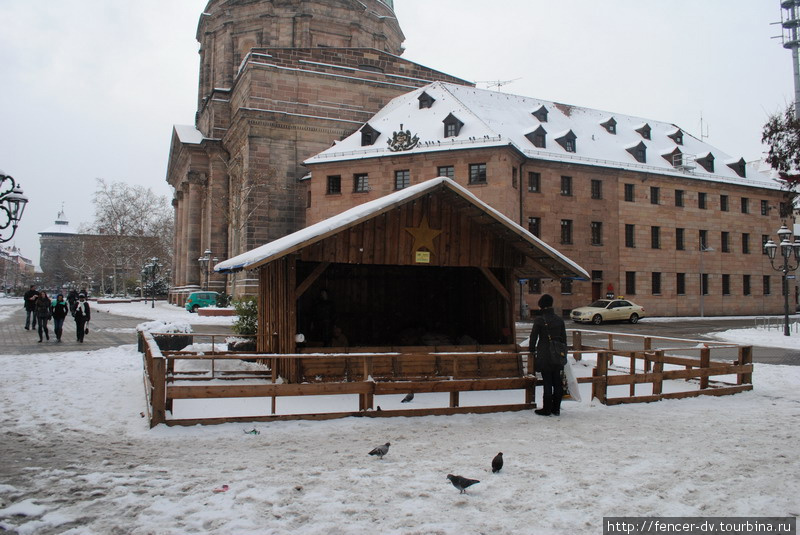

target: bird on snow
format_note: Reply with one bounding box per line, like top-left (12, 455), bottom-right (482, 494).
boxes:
top-left (401, 392), bottom-right (414, 403)
top-left (369, 442), bottom-right (390, 459)
top-left (492, 452), bottom-right (504, 473)
top-left (447, 474), bottom-right (480, 494)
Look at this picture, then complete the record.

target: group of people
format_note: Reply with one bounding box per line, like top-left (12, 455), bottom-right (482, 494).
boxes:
top-left (23, 285), bottom-right (91, 343)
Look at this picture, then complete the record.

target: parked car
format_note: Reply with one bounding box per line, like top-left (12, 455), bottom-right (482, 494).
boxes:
top-left (570, 299), bottom-right (645, 325)
top-left (185, 291), bottom-right (219, 313)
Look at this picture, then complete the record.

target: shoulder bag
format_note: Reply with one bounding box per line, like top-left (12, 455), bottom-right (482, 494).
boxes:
top-left (542, 316), bottom-right (568, 367)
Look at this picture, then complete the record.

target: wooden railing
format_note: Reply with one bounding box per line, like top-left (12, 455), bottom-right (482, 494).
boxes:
top-left (140, 330), bottom-right (753, 427)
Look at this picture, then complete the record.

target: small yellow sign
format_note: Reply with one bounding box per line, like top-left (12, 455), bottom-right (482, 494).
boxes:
top-left (415, 250), bottom-right (431, 263)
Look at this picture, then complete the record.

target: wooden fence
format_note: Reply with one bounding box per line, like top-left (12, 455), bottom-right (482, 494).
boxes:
top-left (140, 329), bottom-right (753, 427)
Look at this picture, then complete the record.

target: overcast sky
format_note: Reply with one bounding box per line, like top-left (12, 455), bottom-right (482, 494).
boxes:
top-left (0, 0), bottom-right (792, 269)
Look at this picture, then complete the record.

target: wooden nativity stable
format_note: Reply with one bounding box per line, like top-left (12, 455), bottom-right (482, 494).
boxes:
top-left (216, 177), bottom-right (589, 385)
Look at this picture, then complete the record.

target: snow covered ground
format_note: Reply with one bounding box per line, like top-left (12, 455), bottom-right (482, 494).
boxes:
top-left (91, 300), bottom-right (235, 327)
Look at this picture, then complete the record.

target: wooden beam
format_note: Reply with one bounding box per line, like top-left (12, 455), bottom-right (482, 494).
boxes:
top-left (479, 267), bottom-right (511, 302)
top-left (296, 262), bottom-right (330, 298)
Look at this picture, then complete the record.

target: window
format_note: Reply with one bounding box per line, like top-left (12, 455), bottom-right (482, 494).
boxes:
top-left (741, 197), bottom-right (749, 214)
top-left (627, 141), bottom-right (647, 163)
top-left (699, 230), bottom-right (708, 250)
top-left (762, 234), bottom-right (770, 255)
top-left (722, 274), bottom-right (731, 296)
top-left (636, 123), bottom-right (651, 140)
top-left (742, 233), bottom-right (750, 254)
top-left (624, 183), bottom-right (635, 202)
top-left (676, 228), bottom-right (685, 251)
top-left (698, 192), bottom-right (707, 209)
top-left (601, 117), bottom-right (617, 134)
top-left (651, 226), bottom-right (660, 249)
top-left (360, 124), bottom-right (380, 146)
top-left (528, 172), bottom-right (541, 193)
top-left (326, 175), bottom-right (341, 195)
top-left (591, 179), bottom-right (602, 199)
top-left (528, 278), bottom-right (541, 294)
top-left (394, 170), bottom-right (410, 190)
top-left (625, 224), bottom-right (636, 248)
top-left (525, 126), bottom-right (547, 148)
top-left (591, 221), bottom-right (603, 246)
top-left (468, 163), bottom-right (487, 184)
top-left (561, 279), bottom-right (573, 295)
top-left (675, 189), bottom-right (684, 207)
top-left (677, 273), bottom-right (686, 296)
top-left (532, 105), bottom-right (548, 122)
top-left (512, 167), bottom-right (518, 189)
top-left (668, 129), bottom-right (684, 145)
top-left (626, 271), bottom-right (637, 295)
top-left (702, 274), bottom-right (709, 296)
top-left (652, 272), bottom-right (662, 295)
top-left (353, 173), bottom-right (369, 193)
top-left (650, 186), bottom-right (660, 205)
top-left (696, 153), bottom-right (715, 173)
top-left (764, 275), bottom-right (771, 295)
top-left (743, 275), bottom-right (751, 296)
top-left (528, 217), bottom-right (541, 237)
top-left (720, 195), bottom-right (729, 212)
top-left (560, 219), bottom-right (573, 245)
top-left (418, 91), bottom-right (435, 109)
top-left (721, 231), bottom-right (730, 253)
top-left (437, 166), bottom-right (454, 179)
top-left (443, 113), bottom-right (464, 138)
top-left (560, 176), bottom-right (572, 196)
top-left (761, 200), bottom-right (769, 216)
top-left (555, 130), bottom-right (577, 153)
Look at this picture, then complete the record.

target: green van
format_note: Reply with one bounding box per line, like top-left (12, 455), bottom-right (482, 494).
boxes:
top-left (185, 291), bottom-right (218, 313)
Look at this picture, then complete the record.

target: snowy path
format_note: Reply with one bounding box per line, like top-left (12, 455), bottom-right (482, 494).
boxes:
top-left (0, 345), bottom-right (798, 534)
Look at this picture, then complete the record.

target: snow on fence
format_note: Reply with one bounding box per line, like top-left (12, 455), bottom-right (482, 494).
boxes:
top-left (140, 330), bottom-right (753, 427)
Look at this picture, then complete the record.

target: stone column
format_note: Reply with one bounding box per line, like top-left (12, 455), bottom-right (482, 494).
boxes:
top-left (185, 172), bottom-right (206, 287)
top-left (171, 194), bottom-right (182, 303)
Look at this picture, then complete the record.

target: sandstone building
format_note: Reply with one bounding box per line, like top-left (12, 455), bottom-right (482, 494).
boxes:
top-left (303, 82), bottom-right (791, 317)
top-left (166, 0), bottom-right (468, 303)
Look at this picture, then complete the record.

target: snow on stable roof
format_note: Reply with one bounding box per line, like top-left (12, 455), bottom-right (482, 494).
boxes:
top-left (306, 82), bottom-right (779, 190)
top-left (215, 177), bottom-right (589, 279)
top-left (173, 125), bottom-right (204, 145)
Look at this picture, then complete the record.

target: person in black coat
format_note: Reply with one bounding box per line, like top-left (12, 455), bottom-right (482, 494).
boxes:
top-left (34, 290), bottom-right (52, 342)
top-left (528, 293), bottom-right (567, 416)
top-left (73, 294), bottom-right (91, 343)
top-left (23, 284), bottom-right (38, 330)
top-left (52, 294), bottom-right (70, 342)
top-left (67, 289), bottom-right (79, 316)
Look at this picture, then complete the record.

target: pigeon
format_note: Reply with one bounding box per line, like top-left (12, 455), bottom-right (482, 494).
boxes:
top-left (369, 442), bottom-right (390, 459)
top-left (401, 393), bottom-right (414, 403)
top-left (447, 474), bottom-right (480, 494)
top-left (492, 452), bottom-right (504, 473)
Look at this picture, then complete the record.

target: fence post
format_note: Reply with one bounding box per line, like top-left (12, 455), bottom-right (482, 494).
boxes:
top-left (450, 391), bottom-right (460, 408)
top-left (593, 351), bottom-right (608, 404)
top-left (652, 351), bottom-right (664, 397)
top-left (643, 337), bottom-right (652, 372)
top-left (738, 346), bottom-right (753, 385)
top-left (629, 351), bottom-right (638, 397)
top-left (572, 331), bottom-right (582, 361)
top-left (151, 357), bottom-right (166, 428)
top-left (606, 334), bottom-right (614, 366)
top-left (699, 347), bottom-right (710, 389)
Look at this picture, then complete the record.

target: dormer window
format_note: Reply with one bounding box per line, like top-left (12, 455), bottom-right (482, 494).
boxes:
top-left (668, 129), bottom-right (683, 145)
top-left (635, 123), bottom-right (651, 140)
top-left (626, 141), bottom-right (647, 163)
top-left (360, 123), bottom-right (380, 146)
top-left (662, 147), bottom-right (683, 167)
top-left (601, 117), bottom-right (617, 134)
top-left (696, 153), bottom-right (715, 173)
top-left (418, 91), bottom-right (435, 109)
top-left (532, 105), bottom-right (548, 123)
top-left (443, 113), bottom-right (464, 138)
top-left (727, 157), bottom-right (747, 178)
top-left (555, 130), bottom-right (577, 153)
top-left (525, 126), bottom-right (547, 148)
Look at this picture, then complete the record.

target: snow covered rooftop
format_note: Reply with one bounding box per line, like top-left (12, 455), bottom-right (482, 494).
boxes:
top-left (215, 177), bottom-right (589, 279)
top-left (39, 208), bottom-right (78, 235)
top-left (306, 82), bottom-right (778, 190)
top-left (174, 125), bottom-right (204, 145)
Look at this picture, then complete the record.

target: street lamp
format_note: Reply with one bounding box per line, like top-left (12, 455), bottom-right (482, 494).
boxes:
top-left (764, 225), bottom-right (800, 336)
top-left (0, 172), bottom-right (29, 243)
top-left (198, 249), bottom-right (212, 291)
top-left (142, 257), bottom-right (161, 308)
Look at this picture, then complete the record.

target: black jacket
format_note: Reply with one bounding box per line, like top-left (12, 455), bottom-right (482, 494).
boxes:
top-left (528, 308), bottom-right (567, 372)
top-left (74, 301), bottom-right (91, 322)
top-left (23, 289), bottom-right (37, 311)
top-left (34, 297), bottom-right (52, 320)
top-left (53, 301), bottom-right (70, 320)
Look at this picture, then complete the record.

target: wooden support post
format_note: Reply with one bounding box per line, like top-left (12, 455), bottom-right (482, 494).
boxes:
top-left (652, 351), bottom-right (664, 396)
top-left (525, 382), bottom-right (535, 406)
top-left (450, 391), bottom-right (460, 407)
top-left (593, 351), bottom-right (608, 404)
top-left (699, 347), bottom-right (710, 389)
top-left (738, 346), bottom-right (753, 385)
top-left (643, 337), bottom-right (652, 372)
top-left (629, 352), bottom-right (637, 397)
top-left (607, 334), bottom-right (614, 365)
top-left (151, 358), bottom-right (167, 428)
top-left (572, 330), bottom-right (582, 361)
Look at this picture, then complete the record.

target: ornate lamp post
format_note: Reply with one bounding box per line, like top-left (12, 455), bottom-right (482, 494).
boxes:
top-left (198, 249), bottom-right (212, 291)
top-left (763, 225), bottom-right (800, 336)
top-left (142, 257), bottom-right (161, 308)
top-left (0, 172), bottom-right (29, 243)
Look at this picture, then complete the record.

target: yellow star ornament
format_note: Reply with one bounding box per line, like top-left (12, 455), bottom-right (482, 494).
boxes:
top-left (404, 214), bottom-right (442, 255)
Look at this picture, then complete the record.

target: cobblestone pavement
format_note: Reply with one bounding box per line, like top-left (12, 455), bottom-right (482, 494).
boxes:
top-left (0, 305), bottom-right (233, 355)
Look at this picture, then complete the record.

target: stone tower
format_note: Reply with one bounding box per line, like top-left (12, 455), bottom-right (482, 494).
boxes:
top-left (167, 0), bottom-right (470, 301)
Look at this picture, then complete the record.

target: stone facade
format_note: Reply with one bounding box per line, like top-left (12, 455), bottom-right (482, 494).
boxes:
top-left (166, 0), bottom-right (469, 303)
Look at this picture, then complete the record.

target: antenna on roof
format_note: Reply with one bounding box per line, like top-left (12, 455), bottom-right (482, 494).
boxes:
top-left (699, 113), bottom-right (709, 142)
top-left (475, 78), bottom-right (521, 91)
top-left (778, 0), bottom-right (800, 118)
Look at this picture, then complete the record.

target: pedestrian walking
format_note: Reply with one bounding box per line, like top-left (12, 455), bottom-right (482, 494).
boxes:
top-left (528, 293), bottom-right (567, 416)
top-left (52, 294), bottom-right (69, 342)
top-left (35, 290), bottom-right (52, 342)
top-left (23, 284), bottom-right (38, 330)
top-left (67, 288), bottom-right (79, 316)
top-left (74, 294), bottom-right (91, 343)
